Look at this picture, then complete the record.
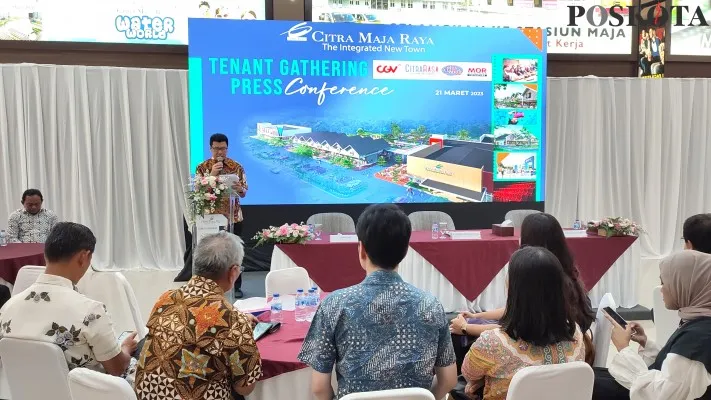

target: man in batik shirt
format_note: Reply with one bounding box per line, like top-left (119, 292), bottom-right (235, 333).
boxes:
top-left (194, 132), bottom-right (248, 298)
top-left (135, 232), bottom-right (261, 400)
top-left (298, 204), bottom-right (457, 400)
top-left (7, 188), bottom-right (58, 243)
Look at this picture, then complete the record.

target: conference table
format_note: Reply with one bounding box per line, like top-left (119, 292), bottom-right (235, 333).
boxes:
top-left (248, 309), bottom-right (315, 400)
top-left (0, 243), bottom-right (45, 284)
top-left (271, 230), bottom-right (640, 311)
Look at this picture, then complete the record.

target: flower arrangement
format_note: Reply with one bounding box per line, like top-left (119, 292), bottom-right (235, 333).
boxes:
top-left (253, 223), bottom-right (313, 246)
top-left (186, 173), bottom-right (228, 222)
top-left (587, 217), bottom-right (643, 238)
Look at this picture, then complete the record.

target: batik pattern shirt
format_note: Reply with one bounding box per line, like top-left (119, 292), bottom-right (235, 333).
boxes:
top-left (0, 274), bottom-right (121, 373)
top-left (7, 208), bottom-right (58, 243)
top-left (195, 158), bottom-right (248, 223)
top-left (463, 326), bottom-right (585, 400)
top-left (134, 276), bottom-right (262, 400)
top-left (298, 270), bottom-right (456, 398)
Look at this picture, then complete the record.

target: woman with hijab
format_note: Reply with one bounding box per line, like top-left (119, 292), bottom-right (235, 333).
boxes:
top-left (593, 250), bottom-right (711, 400)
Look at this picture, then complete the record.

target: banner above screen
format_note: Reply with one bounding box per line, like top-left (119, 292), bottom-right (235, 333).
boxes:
top-left (188, 20), bottom-right (546, 205)
top-left (310, 0), bottom-right (633, 54)
top-left (0, 0), bottom-right (267, 44)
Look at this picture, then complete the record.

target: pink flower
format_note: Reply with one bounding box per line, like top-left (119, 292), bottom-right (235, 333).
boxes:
top-left (262, 230), bottom-right (270, 238)
top-left (278, 226), bottom-right (288, 236)
top-left (201, 178), bottom-right (209, 186)
top-left (291, 223), bottom-right (299, 229)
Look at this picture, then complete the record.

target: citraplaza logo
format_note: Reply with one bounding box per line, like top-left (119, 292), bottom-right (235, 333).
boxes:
top-left (376, 65), bottom-right (399, 73)
top-left (426, 164), bottom-right (453, 176)
top-left (442, 65), bottom-right (463, 76)
top-left (281, 22), bottom-right (312, 42)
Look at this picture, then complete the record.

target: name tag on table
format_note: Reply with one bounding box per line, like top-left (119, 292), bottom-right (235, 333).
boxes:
top-left (329, 234), bottom-right (359, 243)
top-left (449, 231), bottom-right (482, 240)
top-left (236, 295), bottom-right (296, 312)
top-left (564, 230), bottom-right (588, 238)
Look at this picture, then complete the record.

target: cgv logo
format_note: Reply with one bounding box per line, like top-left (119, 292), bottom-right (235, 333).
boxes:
top-left (376, 65), bottom-right (399, 73)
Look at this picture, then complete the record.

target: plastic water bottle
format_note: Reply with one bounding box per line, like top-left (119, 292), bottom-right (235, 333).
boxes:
top-left (0, 230), bottom-right (7, 247)
top-left (311, 286), bottom-right (320, 305)
top-left (431, 223), bottom-right (440, 240)
top-left (573, 219), bottom-right (582, 230)
top-left (295, 289), bottom-right (306, 322)
top-left (306, 289), bottom-right (316, 322)
top-left (270, 293), bottom-right (283, 323)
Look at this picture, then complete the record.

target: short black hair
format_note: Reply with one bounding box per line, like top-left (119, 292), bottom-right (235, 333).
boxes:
top-left (199, 1), bottom-right (210, 8)
top-left (44, 222), bottom-right (97, 263)
top-left (683, 214), bottom-right (711, 254)
top-left (500, 246), bottom-right (576, 346)
top-left (21, 189), bottom-right (43, 203)
top-left (356, 204), bottom-right (411, 270)
top-left (209, 133), bottom-right (228, 147)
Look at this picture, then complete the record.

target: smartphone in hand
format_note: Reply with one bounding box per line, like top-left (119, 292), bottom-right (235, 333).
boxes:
top-left (603, 306), bottom-right (628, 329)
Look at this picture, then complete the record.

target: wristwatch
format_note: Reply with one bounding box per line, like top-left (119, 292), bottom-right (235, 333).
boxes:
top-left (461, 323), bottom-right (467, 335)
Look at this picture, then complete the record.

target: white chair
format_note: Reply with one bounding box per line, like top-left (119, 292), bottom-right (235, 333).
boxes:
top-left (77, 269), bottom-right (148, 339)
top-left (68, 367), bottom-right (137, 400)
top-left (340, 388), bottom-right (435, 400)
top-left (265, 267), bottom-right (312, 297)
top-left (506, 361), bottom-right (593, 400)
top-left (0, 338), bottom-right (72, 400)
top-left (504, 209), bottom-right (541, 229)
top-left (653, 285), bottom-right (680, 347)
top-left (408, 211), bottom-right (456, 231)
top-left (307, 213), bottom-right (356, 233)
top-left (592, 293), bottom-right (617, 368)
top-left (11, 265), bottom-right (46, 296)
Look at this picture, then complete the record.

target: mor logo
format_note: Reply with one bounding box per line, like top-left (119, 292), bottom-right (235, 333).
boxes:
top-left (376, 65), bottom-right (399, 73)
top-left (467, 66), bottom-right (488, 77)
top-left (442, 65), bottom-right (463, 76)
top-left (281, 22), bottom-right (312, 42)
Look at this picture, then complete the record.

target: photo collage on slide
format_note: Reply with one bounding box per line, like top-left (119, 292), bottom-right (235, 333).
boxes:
top-left (490, 54), bottom-right (541, 203)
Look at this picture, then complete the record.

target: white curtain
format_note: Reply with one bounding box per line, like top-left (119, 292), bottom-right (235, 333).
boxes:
top-left (546, 77), bottom-right (711, 258)
top-left (0, 64), bottom-right (189, 270)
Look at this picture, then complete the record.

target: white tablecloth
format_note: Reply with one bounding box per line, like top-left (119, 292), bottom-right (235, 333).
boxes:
top-left (271, 240), bottom-right (641, 311)
top-left (248, 368), bottom-right (312, 400)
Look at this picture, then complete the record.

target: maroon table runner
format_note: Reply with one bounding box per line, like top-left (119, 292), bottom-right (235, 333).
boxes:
top-left (256, 309), bottom-right (310, 380)
top-left (277, 231), bottom-right (637, 301)
top-left (277, 238), bottom-right (364, 292)
top-left (0, 243), bottom-right (45, 283)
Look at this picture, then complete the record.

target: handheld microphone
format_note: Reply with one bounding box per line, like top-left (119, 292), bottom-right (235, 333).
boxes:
top-left (216, 156), bottom-right (224, 174)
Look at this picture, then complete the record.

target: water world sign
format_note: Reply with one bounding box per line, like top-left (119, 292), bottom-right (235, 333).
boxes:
top-left (188, 20), bottom-right (547, 205)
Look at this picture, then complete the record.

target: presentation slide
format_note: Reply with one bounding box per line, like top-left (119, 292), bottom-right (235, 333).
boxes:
top-left (310, 0), bottom-right (633, 54)
top-left (670, 0), bottom-right (711, 56)
top-left (0, 0), bottom-right (266, 43)
top-left (188, 20), bottom-right (546, 205)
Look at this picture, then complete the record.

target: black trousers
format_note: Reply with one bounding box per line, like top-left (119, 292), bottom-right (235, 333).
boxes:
top-left (176, 218), bottom-right (243, 291)
top-left (592, 367), bottom-right (630, 400)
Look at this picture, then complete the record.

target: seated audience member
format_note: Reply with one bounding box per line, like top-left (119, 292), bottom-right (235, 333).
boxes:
top-left (459, 246), bottom-right (584, 400)
top-left (450, 213), bottom-right (594, 362)
top-left (593, 250), bottom-right (711, 400)
top-left (683, 213), bottom-right (711, 254)
top-left (134, 232), bottom-right (262, 400)
top-left (298, 204), bottom-right (457, 400)
top-left (0, 222), bottom-right (137, 377)
top-left (6, 188), bottom-right (58, 243)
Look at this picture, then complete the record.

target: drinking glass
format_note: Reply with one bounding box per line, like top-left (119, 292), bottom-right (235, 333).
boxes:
top-left (439, 222), bottom-right (448, 239)
top-left (314, 224), bottom-right (323, 241)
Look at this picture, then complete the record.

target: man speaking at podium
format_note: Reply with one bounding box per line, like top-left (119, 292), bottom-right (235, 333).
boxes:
top-left (195, 133), bottom-right (248, 298)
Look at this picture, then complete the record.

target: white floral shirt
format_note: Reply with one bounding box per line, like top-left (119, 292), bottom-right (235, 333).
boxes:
top-left (0, 274), bottom-right (121, 373)
top-left (7, 208), bottom-right (58, 243)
